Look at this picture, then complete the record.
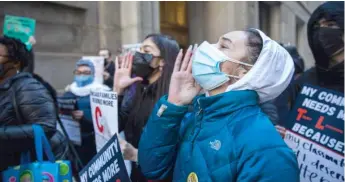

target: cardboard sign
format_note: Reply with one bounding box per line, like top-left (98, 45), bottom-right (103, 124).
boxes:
top-left (90, 90), bottom-right (118, 151)
top-left (284, 84), bottom-right (344, 182)
top-left (82, 56), bottom-right (105, 84)
top-left (3, 15), bottom-right (36, 50)
top-left (79, 134), bottom-right (130, 182)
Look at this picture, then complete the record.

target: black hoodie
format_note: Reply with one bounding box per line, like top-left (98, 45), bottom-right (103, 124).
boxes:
top-left (294, 1), bottom-right (344, 93)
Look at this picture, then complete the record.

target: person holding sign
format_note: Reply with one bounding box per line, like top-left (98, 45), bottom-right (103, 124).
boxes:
top-left (275, 1), bottom-right (344, 137)
top-left (62, 59), bottom-right (110, 165)
top-left (113, 34), bottom-right (180, 182)
top-left (0, 36), bottom-right (67, 171)
top-left (138, 29), bottom-right (299, 181)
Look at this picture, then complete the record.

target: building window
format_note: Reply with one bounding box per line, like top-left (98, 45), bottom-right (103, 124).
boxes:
top-left (159, 1), bottom-right (189, 49)
top-left (259, 2), bottom-right (271, 37)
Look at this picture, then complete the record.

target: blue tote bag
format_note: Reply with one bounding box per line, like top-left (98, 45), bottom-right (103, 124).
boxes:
top-left (2, 125), bottom-right (72, 182)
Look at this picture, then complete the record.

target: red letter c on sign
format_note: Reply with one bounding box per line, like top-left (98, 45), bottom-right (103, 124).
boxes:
top-left (95, 106), bottom-right (104, 133)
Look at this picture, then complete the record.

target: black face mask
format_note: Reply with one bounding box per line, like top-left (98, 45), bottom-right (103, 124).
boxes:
top-left (313, 27), bottom-right (344, 60)
top-left (132, 52), bottom-right (155, 79)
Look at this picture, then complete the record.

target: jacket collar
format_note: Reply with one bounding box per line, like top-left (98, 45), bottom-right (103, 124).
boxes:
top-left (0, 72), bottom-right (32, 90)
top-left (193, 90), bottom-right (258, 120)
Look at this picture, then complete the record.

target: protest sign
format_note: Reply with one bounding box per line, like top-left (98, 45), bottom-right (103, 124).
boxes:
top-left (79, 134), bottom-right (130, 182)
top-left (56, 96), bottom-right (81, 145)
top-left (3, 15), bottom-right (36, 50)
top-left (121, 43), bottom-right (141, 55)
top-left (284, 84), bottom-right (344, 182)
top-left (90, 90), bottom-right (118, 151)
top-left (82, 56), bottom-right (104, 84)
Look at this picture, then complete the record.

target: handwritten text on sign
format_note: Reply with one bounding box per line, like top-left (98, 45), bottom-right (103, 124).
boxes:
top-left (284, 84), bottom-right (344, 182)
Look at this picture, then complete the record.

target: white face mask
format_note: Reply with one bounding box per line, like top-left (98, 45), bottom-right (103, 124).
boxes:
top-left (191, 41), bottom-right (253, 91)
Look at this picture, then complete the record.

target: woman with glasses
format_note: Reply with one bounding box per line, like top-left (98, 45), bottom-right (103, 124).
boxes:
top-left (0, 36), bottom-right (68, 172)
top-left (62, 59), bottom-right (110, 165)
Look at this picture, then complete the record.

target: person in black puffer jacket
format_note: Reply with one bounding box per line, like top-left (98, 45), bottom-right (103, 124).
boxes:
top-left (0, 36), bottom-right (68, 172)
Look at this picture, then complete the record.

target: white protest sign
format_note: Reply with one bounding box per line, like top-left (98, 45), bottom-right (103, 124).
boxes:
top-left (82, 56), bottom-right (104, 84)
top-left (57, 114), bottom-right (82, 146)
top-left (121, 43), bottom-right (141, 55)
top-left (90, 90), bottom-right (118, 151)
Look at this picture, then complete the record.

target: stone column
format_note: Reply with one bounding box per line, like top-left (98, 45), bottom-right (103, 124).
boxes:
top-left (120, 1), bottom-right (159, 44)
top-left (280, 4), bottom-right (296, 45)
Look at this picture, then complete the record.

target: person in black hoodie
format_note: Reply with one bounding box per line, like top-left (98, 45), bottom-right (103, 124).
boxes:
top-left (276, 1), bottom-right (344, 137)
top-left (0, 36), bottom-right (67, 172)
top-left (298, 1), bottom-right (344, 93)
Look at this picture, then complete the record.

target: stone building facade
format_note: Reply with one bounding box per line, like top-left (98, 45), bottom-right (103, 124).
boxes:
top-left (0, 1), bottom-right (324, 89)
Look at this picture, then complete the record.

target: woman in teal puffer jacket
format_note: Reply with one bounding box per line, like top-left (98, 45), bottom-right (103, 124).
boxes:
top-left (138, 29), bottom-right (300, 182)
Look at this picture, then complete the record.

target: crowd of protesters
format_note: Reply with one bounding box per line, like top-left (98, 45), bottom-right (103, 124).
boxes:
top-left (0, 2), bottom-right (343, 182)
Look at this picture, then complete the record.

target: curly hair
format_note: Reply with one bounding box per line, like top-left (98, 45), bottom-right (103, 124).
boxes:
top-left (0, 36), bottom-right (31, 71)
top-left (245, 29), bottom-right (263, 64)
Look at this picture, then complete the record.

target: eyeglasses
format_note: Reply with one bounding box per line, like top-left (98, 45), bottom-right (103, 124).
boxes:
top-left (73, 70), bottom-right (92, 75)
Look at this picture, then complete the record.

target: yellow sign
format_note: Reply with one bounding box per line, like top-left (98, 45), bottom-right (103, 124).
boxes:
top-left (187, 172), bottom-right (198, 182)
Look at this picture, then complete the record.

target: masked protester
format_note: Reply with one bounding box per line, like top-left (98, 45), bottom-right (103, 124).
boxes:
top-left (0, 36), bottom-right (68, 171)
top-left (275, 1), bottom-right (344, 137)
top-left (302, 1), bottom-right (344, 92)
top-left (99, 49), bottom-right (115, 88)
top-left (113, 34), bottom-right (179, 182)
top-left (62, 59), bottom-right (110, 165)
top-left (138, 29), bottom-right (300, 182)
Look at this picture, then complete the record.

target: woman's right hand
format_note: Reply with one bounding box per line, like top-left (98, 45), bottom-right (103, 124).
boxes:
top-left (168, 45), bottom-right (201, 106)
top-left (113, 53), bottom-right (143, 95)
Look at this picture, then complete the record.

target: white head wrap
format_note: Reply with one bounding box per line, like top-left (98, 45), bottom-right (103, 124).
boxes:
top-left (226, 29), bottom-right (295, 103)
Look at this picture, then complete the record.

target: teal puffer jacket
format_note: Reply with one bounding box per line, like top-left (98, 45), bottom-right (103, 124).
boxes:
top-left (138, 90), bottom-right (299, 182)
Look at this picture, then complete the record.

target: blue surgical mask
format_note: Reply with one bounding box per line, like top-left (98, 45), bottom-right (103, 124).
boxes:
top-left (192, 41), bottom-right (253, 91)
top-left (74, 75), bottom-right (94, 87)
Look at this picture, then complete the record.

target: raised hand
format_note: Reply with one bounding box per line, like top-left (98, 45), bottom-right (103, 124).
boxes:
top-left (168, 45), bottom-right (201, 106)
top-left (113, 53), bottom-right (143, 95)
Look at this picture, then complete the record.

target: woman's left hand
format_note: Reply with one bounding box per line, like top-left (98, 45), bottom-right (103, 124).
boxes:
top-left (119, 138), bottom-right (138, 162)
top-left (72, 110), bottom-right (84, 121)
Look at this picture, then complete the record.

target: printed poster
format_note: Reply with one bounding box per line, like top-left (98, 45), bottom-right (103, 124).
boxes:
top-left (79, 134), bottom-right (130, 182)
top-left (284, 84), bottom-right (344, 182)
top-left (82, 56), bottom-right (104, 84)
top-left (90, 90), bottom-right (118, 151)
top-left (3, 15), bottom-right (36, 50)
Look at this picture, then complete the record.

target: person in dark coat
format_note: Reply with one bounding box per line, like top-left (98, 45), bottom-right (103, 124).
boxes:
top-left (113, 34), bottom-right (180, 182)
top-left (62, 59), bottom-right (110, 165)
top-left (0, 36), bottom-right (68, 172)
top-left (276, 1), bottom-right (344, 136)
top-left (99, 48), bottom-right (115, 88)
